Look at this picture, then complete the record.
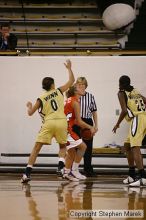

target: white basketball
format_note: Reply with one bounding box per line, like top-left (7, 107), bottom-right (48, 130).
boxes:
top-left (102, 3), bottom-right (136, 30)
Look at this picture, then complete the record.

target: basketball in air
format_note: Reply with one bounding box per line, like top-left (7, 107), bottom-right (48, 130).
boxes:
top-left (102, 3), bottom-right (135, 30)
top-left (80, 128), bottom-right (93, 140)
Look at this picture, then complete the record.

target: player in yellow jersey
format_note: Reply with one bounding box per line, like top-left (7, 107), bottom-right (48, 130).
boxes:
top-left (21, 59), bottom-right (75, 183)
top-left (113, 75), bottom-right (146, 187)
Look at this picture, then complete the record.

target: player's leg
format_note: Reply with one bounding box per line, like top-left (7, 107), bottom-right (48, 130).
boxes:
top-left (129, 146), bottom-right (146, 186)
top-left (71, 142), bottom-right (87, 180)
top-left (21, 121), bottom-right (52, 183)
top-left (132, 146), bottom-right (144, 170)
top-left (21, 142), bottom-right (43, 183)
top-left (129, 115), bottom-right (146, 186)
top-left (124, 143), bottom-right (134, 167)
top-left (55, 119), bottom-right (68, 177)
top-left (65, 148), bottom-right (76, 171)
top-left (123, 142), bottom-right (136, 184)
top-left (57, 143), bottom-right (66, 177)
top-left (63, 148), bottom-right (79, 181)
top-left (132, 146), bottom-right (146, 177)
top-left (63, 133), bottom-right (83, 181)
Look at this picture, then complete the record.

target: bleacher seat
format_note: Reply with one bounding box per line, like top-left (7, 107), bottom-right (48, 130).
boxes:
top-left (0, 0), bottom-right (124, 52)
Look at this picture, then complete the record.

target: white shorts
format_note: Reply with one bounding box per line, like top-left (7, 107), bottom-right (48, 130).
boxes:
top-left (67, 133), bottom-right (82, 150)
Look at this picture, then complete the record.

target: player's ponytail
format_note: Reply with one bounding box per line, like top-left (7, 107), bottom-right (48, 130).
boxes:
top-left (66, 85), bottom-right (76, 98)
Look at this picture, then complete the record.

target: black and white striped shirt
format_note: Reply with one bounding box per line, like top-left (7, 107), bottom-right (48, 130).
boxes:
top-left (80, 92), bottom-right (97, 119)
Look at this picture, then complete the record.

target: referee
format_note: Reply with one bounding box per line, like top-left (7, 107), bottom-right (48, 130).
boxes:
top-left (76, 77), bottom-right (98, 177)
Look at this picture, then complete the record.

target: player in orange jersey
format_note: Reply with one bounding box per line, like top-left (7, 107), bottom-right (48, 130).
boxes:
top-left (63, 85), bottom-right (96, 181)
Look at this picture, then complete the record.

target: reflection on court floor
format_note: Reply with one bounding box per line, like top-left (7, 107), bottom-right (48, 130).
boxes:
top-left (0, 174), bottom-right (146, 220)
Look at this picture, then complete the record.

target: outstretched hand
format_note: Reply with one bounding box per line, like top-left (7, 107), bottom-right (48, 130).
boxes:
top-left (90, 127), bottom-right (96, 136)
top-left (26, 101), bottom-right (32, 109)
top-left (112, 124), bottom-right (119, 133)
top-left (64, 59), bottom-right (71, 69)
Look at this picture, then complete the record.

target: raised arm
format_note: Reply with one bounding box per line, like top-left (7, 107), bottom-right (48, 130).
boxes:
top-left (59, 59), bottom-right (75, 93)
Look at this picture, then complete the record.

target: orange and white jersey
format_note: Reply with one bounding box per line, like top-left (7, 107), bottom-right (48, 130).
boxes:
top-left (64, 96), bottom-right (80, 141)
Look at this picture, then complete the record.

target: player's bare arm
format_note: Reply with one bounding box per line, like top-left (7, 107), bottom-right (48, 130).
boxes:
top-left (92, 111), bottom-right (98, 133)
top-left (26, 99), bottom-right (41, 116)
top-left (112, 91), bottom-right (127, 133)
top-left (59, 59), bottom-right (75, 93)
top-left (73, 101), bottom-right (95, 135)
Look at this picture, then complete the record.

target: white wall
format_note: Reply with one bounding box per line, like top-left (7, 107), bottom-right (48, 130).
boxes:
top-left (0, 56), bottom-right (146, 162)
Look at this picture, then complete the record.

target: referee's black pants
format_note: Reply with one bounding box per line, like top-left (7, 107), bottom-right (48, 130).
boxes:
top-left (82, 118), bottom-right (94, 174)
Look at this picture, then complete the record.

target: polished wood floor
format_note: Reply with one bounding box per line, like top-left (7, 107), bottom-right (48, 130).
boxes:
top-left (0, 174), bottom-right (146, 220)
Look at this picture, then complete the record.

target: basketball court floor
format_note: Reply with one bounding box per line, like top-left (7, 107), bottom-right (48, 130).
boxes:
top-left (0, 174), bottom-right (146, 220)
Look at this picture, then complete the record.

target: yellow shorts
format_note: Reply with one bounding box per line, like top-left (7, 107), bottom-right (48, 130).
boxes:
top-left (36, 118), bottom-right (68, 145)
top-left (126, 114), bottom-right (146, 147)
top-left (124, 135), bottom-right (130, 144)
